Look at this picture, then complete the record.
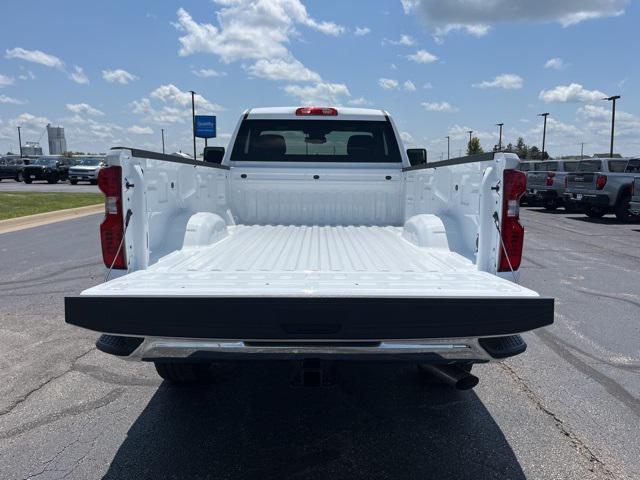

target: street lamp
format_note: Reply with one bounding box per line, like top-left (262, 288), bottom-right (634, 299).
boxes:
top-left (538, 113), bottom-right (549, 159)
top-left (17, 126), bottom-right (23, 158)
top-left (603, 95), bottom-right (620, 157)
top-left (468, 130), bottom-right (473, 144)
top-left (189, 90), bottom-right (197, 160)
top-left (445, 136), bottom-right (450, 160)
top-left (496, 123), bottom-right (504, 151)
top-left (161, 128), bottom-right (165, 155)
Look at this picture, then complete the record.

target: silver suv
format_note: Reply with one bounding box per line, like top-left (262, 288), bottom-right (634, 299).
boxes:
top-left (564, 158), bottom-right (640, 222)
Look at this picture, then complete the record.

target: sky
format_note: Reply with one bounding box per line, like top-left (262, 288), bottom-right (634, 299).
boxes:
top-left (0, 0), bottom-right (638, 159)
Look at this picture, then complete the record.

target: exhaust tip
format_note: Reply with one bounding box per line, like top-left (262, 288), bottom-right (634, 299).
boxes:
top-left (455, 374), bottom-right (479, 391)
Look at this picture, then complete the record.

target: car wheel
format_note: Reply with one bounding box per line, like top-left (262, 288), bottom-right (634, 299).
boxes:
top-left (15, 172), bottom-right (24, 182)
top-left (70, 179), bottom-right (78, 185)
top-left (154, 362), bottom-right (211, 383)
top-left (90, 179), bottom-right (98, 185)
top-left (585, 206), bottom-right (606, 218)
top-left (614, 191), bottom-right (633, 222)
top-left (47, 174), bottom-right (59, 184)
top-left (24, 177), bottom-right (32, 184)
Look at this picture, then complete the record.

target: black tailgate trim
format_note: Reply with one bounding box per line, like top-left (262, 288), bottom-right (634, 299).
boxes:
top-left (65, 296), bottom-right (554, 340)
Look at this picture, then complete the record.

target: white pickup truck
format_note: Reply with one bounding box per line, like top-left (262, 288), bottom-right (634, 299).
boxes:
top-left (65, 107), bottom-right (553, 389)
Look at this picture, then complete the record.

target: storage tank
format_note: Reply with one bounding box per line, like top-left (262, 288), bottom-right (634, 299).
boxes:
top-left (47, 124), bottom-right (67, 155)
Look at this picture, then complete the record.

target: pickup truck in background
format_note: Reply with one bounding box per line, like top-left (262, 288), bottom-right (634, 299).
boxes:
top-left (0, 157), bottom-right (27, 182)
top-left (525, 160), bottom-right (580, 211)
top-left (517, 161), bottom-right (540, 206)
top-left (564, 158), bottom-right (640, 221)
top-left (68, 157), bottom-right (106, 185)
top-left (65, 106), bottom-right (553, 390)
top-left (23, 156), bottom-right (73, 184)
top-left (630, 177), bottom-right (640, 217)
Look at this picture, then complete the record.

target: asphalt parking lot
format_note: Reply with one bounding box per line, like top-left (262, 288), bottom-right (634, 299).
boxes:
top-left (0, 180), bottom-right (99, 193)
top-left (0, 208), bottom-right (638, 480)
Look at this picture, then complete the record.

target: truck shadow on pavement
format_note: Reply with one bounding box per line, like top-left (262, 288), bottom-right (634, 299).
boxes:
top-left (102, 362), bottom-right (525, 480)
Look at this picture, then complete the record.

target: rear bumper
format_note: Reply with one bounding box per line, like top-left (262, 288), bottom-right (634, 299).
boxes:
top-left (564, 191), bottom-right (610, 206)
top-left (528, 188), bottom-right (558, 199)
top-left (65, 295), bottom-right (554, 341)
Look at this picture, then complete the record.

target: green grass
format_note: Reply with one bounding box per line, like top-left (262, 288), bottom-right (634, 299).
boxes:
top-left (0, 192), bottom-right (103, 221)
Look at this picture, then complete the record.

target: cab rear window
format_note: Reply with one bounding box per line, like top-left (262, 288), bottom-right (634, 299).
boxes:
top-left (577, 160), bottom-right (602, 172)
top-left (608, 160), bottom-right (627, 172)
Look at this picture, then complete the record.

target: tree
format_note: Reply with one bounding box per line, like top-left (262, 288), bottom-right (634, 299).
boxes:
top-left (515, 137), bottom-right (528, 159)
top-left (528, 146), bottom-right (540, 159)
top-left (467, 137), bottom-right (484, 155)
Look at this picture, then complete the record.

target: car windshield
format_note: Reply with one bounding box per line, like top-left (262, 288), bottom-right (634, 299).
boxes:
top-left (231, 119), bottom-right (402, 163)
top-left (76, 158), bottom-right (103, 166)
top-left (31, 158), bottom-right (58, 166)
top-left (577, 160), bottom-right (602, 172)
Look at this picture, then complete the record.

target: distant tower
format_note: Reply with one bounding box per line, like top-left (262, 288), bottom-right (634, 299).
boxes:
top-left (47, 124), bottom-right (67, 155)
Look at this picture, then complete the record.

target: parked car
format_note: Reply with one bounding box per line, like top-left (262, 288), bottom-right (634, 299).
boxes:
top-left (65, 106), bottom-right (553, 388)
top-left (526, 160), bottom-right (580, 211)
top-left (0, 157), bottom-right (27, 182)
top-left (564, 158), bottom-right (640, 221)
top-left (630, 176), bottom-right (640, 216)
top-left (517, 161), bottom-right (540, 205)
top-left (68, 157), bottom-right (106, 184)
top-left (22, 156), bottom-right (73, 184)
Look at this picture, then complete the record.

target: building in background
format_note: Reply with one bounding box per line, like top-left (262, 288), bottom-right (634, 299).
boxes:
top-left (21, 141), bottom-right (43, 156)
top-left (47, 124), bottom-right (67, 155)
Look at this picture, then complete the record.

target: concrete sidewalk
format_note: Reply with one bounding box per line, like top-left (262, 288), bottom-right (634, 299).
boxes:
top-left (0, 203), bottom-right (103, 234)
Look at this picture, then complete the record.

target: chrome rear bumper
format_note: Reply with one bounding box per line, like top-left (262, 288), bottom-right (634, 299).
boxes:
top-left (127, 337), bottom-right (495, 362)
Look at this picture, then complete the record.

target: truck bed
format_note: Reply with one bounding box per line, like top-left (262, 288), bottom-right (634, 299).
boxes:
top-left (81, 224), bottom-right (536, 298)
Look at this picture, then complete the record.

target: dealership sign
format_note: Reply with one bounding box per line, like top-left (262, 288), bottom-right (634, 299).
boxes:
top-left (194, 115), bottom-right (216, 138)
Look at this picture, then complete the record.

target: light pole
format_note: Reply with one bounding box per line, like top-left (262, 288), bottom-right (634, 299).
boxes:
top-left (604, 95), bottom-right (620, 157)
top-left (445, 136), bottom-right (450, 160)
top-left (538, 113), bottom-right (549, 159)
top-left (17, 126), bottom-right (23, 158)
top-left (161, 128), bottom-right (165, 154)
top-left (189, 90), bottom-right (197, 160)
top-left (496, 123), bottom-right (504, 151)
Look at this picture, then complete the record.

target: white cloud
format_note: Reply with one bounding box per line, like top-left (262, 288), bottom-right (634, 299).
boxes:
top-left (539, 83), bottom-right (606, 103)
top-left (5, 47), bottom-right (64, 69)
top-left (577, 104), bottom-right (640, 138)
top-left (102, 68), bottom-right (138, 84)
top-left (348, 97), bottom-right (372, 106)
top-left (18, 71), bottom-right (36, 81)
top-left (423, 82), bottom-right (433, 89)
top-left (403, 80), bottom-right (417, 91)
top-left (354, 26), bottom-right (371, 36)
top-left (128, 125), bottom-right (154, 135)
top-left (434, 24), bottom-right (490, 38)
top-left (132, 84), bottom-right (224, 125)
top-left (0, 74), bottom-right (14, 87)
top-left (407, 49), bottom-right (438, 64)
top-left (173, 2), bottom-right (344, 82)
top-left (544, 58), bottom-right (565, 70)
top-left (283, 82), bottom-right (350, 105)
top-left (247, 58), bottom-right (321, 82)
top-left (473, 74), bottom-right (523, 89)
top-left (66, 103), bottom-right (104, 116)
top-left (378, 78), bottom-right (399, 89)
top-left (421, 101), bottom-right (458, 112)
top-left (0, 95), bottom-right (25, 105)
top-left (403, 0), bottom-right (629, 37)
top-left (386, 34), bottom-right (415, 46)
top-left (192, 68), bottom-right (226, 78)
top-left (69, 66), bottom-right (89, 84)
top-left (400, 131), bottom-right (415, 145)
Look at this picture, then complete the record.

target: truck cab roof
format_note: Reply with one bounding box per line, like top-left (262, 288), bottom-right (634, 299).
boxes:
top-left (245, 106), bottom-right (388, 121)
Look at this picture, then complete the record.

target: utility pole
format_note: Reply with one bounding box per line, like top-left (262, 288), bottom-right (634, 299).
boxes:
top-left (538, 113), bottom-right (549, 159)
top-left (496, 123), bottom-right (504, 151)
top-left (17, 126), bottom-right (23, 158)
top-left (189, 90), bottom-right (197, 160)
top-left (579, 142), bottom-right (585, 159)
top-left (604, 95), bottom-right (620, 157)
top-left (161, 128), bottom-right (165, 154)
top-left (445, 136), bottom-right (450, 160)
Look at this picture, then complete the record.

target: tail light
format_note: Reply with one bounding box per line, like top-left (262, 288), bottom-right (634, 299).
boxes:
top-left (295, 107), bottom-right (338, 116)
top-left (596, 174), bottom-right (607, 190)
top-left (98, 166), bottom-right (127, 269)
top-left (498, 169), bottom-right (526, 272)
top-left (546, 171), bottom-right (556, 186)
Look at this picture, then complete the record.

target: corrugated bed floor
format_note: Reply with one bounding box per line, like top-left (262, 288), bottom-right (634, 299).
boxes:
top-left (86, 225), bottom-right (536, 298)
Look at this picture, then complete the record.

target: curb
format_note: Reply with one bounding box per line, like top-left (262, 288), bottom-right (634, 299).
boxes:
top-left (0, 203), bottom-right (104, 235)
